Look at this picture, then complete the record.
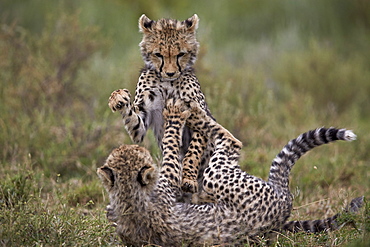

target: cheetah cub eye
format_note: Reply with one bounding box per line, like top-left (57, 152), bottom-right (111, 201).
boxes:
top-left (177, 52), bottom-right (186, 58)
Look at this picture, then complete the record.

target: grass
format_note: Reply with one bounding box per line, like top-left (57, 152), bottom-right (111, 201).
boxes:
top-left (0, 162), bottom-right (120, 246)
top-left (0, 0), bottom-right (369, 246)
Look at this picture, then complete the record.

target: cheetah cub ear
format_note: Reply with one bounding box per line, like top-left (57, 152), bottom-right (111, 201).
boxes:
top-left (184, 14), bottom-right (199, 32)
top-left (139, 14), bottom-right (154, 33)
top-left (97, 167), bottom-right (115, 191)
top-left (137, 166), bottom-right (156, 186)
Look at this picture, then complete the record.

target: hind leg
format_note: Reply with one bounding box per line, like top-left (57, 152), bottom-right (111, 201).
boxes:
top-left (186, 102), bottom-right (242, 158)
top-left (185, 103), bottom-right (243, 201)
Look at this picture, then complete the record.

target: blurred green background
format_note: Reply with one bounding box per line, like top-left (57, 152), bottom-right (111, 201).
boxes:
top-left (0, 0), bottom-right (369, 246)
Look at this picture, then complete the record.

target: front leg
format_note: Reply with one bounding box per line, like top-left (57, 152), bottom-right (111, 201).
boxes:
top-left (160, 100), bottom-right (190, 193)
top-left (108, 89), bottom-right (148, 143)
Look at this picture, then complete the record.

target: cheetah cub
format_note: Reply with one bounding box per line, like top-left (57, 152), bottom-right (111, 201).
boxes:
top-left (98, 100), bottom-right (359, 246)
top-left (108, 14), bottom-right (213, 194)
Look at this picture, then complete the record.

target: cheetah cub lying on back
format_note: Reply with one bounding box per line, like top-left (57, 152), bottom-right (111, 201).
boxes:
top-left (98, 100), bottom-right (359, 246)
top-left (108, 14), bottom-right (214, 194)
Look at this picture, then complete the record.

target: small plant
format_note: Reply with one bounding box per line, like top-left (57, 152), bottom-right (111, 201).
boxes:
top-left (0, 170), bottom-right (35, 209)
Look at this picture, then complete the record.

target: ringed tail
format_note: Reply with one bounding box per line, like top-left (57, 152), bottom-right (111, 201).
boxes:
top-left (282, 196), bottom-right (364, 233)
top-left (268, 127), bottom-right (356, 190)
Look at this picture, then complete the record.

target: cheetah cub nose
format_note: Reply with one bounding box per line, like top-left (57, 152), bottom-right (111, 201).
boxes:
top-left (166, 72), bottom-right (175, 77)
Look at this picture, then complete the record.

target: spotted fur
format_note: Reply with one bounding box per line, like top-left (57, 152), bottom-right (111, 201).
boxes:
top-left (98, 101), bottom-right (358, 246)
top-left (108, 14), bottom-right (213, 193)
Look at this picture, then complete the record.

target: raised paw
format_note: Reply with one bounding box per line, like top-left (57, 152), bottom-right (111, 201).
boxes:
top-left (108, 89), bottom-right (131, 113)
top-left (185, 101), bottom-right (211, 132)
top-left (163, 99), bottom-right (191, 125)
top-left (182, 178), bottom-right (198, 193)
top-left (190, 101), bottom-right (209, 119)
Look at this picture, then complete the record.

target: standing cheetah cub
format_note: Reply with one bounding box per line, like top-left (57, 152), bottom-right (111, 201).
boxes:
top-left (98, 100), bottom-right (358, 246)
top-left (108, 14), bottom-right (214, 194)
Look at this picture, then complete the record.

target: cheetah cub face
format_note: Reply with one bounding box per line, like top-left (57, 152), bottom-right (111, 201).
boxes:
top-left (97, 145), bottom-right (158, 198)
top-left (139, 14), bottom-right (199, 81)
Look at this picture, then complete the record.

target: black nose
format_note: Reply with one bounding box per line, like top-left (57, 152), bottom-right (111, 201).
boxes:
top-left (166, 72), bottom-right (175, 77)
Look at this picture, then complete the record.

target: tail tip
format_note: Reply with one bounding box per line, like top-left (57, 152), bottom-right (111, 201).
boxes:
top-left (344, 130), bottom-right (357, 141)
